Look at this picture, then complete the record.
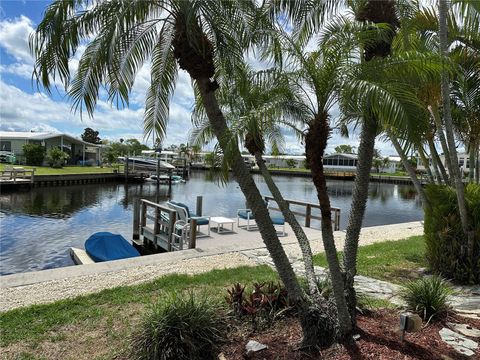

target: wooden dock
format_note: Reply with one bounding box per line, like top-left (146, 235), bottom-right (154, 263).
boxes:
top-left (0, 168), bottom-right (35, 187)
top-left (131, 196), bottom-right (341, 254)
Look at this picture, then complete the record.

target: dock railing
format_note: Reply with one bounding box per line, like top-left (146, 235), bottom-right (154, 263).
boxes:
top-left (134, 199), bottom-right (198, 251)
top-left (263, 195), bottom-right (341, 231)
top-left (0, 167), bottom-right (35, 184)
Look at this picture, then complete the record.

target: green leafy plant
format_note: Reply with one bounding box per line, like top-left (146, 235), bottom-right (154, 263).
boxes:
top-left (401, 276), bottom-right (453, 321)
top-left (22, 143), bottom-right (45, 166)
top-left (424, 184), bottom-right (480, 284)
top-left (225, 282), bottom-right (294, 328)
top-left (46, 147), bottom-right (69, 168)
top-left (131, 292), bottom-right (226, 360)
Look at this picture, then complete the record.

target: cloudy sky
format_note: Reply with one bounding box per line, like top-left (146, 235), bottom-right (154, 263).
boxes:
top-left (0, 1), bottom-right (396, 155)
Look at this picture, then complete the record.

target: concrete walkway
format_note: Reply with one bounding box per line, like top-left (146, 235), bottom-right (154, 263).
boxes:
top-left (0, 221), bottom-right (424, 312)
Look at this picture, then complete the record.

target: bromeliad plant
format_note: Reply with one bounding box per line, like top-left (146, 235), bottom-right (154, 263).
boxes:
top-left (225, 282), bottom-right (294, 328)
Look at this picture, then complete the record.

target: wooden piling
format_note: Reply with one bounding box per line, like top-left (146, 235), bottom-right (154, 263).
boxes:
top-left (132, 198), bottom-right (140, 240)
top-left (196, 196), bottom-right (203, 216)
top-left (189, 218), bottom-right (197, 249)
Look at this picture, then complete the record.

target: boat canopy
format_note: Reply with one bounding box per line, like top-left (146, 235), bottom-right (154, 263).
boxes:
top-left (85, 232), bottom-right (140, 262)
top-left (117, 156), bottom-right (175, 169)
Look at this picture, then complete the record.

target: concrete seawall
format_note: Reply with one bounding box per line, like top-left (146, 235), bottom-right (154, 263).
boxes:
top-left (0, 221), bottom-right (424, 312)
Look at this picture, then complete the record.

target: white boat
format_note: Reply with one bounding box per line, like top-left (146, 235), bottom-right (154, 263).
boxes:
top-left (146, 174), bottom-right (185, 184)
top-left (117, 156), bottom-right (175, 171)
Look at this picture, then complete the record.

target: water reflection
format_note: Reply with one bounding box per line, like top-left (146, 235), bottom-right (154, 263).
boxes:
top-left (0, 171), bottom-right (423, 274)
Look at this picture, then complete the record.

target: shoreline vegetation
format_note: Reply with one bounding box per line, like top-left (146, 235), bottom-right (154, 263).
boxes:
top-left (0, 163), bottom-right (414, 180)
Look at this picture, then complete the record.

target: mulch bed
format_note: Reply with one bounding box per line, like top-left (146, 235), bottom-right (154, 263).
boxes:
top-left (220, 310), bottom-right (480, 359)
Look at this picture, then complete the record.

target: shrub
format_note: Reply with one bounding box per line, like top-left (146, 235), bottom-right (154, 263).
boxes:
top-left (424, 184), bottom-right (480, 284)
top-left (131, 292), bottom-right (226, 360)
top-left (22, 143), bottom-right (45, 166)
top-left (46, 147), bottom-right (69, 168)
top-left (401, 276), bottom-right (453, 321)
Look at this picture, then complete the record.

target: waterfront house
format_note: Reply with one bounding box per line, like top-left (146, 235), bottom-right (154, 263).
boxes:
top-left (0, 131), bottom-right (102, 165)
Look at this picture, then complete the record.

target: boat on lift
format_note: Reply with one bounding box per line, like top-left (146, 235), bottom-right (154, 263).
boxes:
top-left (117, 156), bottom-right (175, 171)
top-left (145, 174), bottom-right (185, 184)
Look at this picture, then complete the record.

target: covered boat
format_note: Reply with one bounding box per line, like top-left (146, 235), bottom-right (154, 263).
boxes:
top-left (84, 232), bottom-right (140, 262)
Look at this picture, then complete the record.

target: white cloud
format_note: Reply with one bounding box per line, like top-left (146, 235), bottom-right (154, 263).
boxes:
top-left (0, 15), bottom-right (34, 63)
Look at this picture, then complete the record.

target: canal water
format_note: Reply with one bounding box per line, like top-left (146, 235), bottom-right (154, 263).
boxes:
top-left (0, 171), bottom-right (423, 275)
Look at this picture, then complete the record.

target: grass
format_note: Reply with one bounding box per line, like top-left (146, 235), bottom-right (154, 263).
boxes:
top-left (0, 163), bottom-right (122, 175)
top-left (0, 265), bottom-right (277, 349)
top-left (0, 263), bottom-right (401, 358)
top-left (370, 172), bottom-right (409, 177)
top-left (313, 236), bottom-right (428, 284)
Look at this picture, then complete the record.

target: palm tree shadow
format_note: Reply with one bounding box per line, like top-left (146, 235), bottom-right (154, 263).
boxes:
top-left (356, 329), bottom-right (438, 359)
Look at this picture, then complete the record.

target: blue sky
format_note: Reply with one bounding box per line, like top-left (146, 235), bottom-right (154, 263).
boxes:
top-left (0, 1), bottom-right (395, 155)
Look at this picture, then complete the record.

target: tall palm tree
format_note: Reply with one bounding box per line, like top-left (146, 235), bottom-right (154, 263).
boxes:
top-left (438, 0), bottom-right (473, 255)
top-left (30, 0), bottom-right (328, 347)
top-left (191, 64), bottom-right (322, 299)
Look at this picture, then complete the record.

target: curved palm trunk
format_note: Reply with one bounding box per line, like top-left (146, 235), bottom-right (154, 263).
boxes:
top-left (197, 79), bottom-right (301, 295)
top-left (438, 0), bottom-right (474, 257)
top-left (196, 78), bottom-right (338, 348)
top-left (468, 142), bottom-right (475, 183)
top-left (418, 146), bottom-right (435, 184)
top-left (171, 18), bottom-right (330, 346)
top-left (475, 146), bottom-right (480, 184)
top-left (254, 152), bottom-right (319, 297)
top-left (389, 135), bottom-right (430, 209)
top-left (306, 114), bottom-right (352, 339)
top-left (428, 137), bottom-right (449, 184)
top-left (430, 105), bottom-right (454, 178)
top-left (342, 118), bottom-right (377, 324)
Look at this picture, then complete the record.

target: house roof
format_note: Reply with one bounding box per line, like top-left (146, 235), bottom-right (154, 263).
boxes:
top-left (324, 153), bottom-right (358, 160)
top-left (0, 131), bottom-right (101, 147)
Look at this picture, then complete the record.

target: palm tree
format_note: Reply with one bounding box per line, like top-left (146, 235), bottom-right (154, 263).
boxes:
top-left (268, 30), bottom-right (357, 337)
top-left (31, 0), bottom-right (326, 347)
top-left (438, 0), bottom-right (473, 254)
top-left (190, 64), bottom-right (321, 299)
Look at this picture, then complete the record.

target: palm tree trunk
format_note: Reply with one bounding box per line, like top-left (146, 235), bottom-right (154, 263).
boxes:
top-left (344, 0), bottom-right (399, 326)
top-left (438, 0), bottom-right (474, 257)
top-left (429, 105), bottom-right (453, 178)
top-left (389, 135), bottom-right (430, 209)
top-left (254, 152), bottom-right (319, 297)
top-left (342, 118), bottom-right (377, 325)
top-left (305, 114), bottom-right (352, 339)
top-left (428, 137), bottom-right (449, 184)
top-left (196, 77), bottom-right (338, 348)
top-left (418, 145), bottom-right (434, 183)
top-left (475, 146), bottom-right (480, 184)
top-left (469, 142), bottom-right (475, 183)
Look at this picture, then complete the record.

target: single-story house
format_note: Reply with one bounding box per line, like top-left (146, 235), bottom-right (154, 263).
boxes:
top-left (0, 131), bottom-right (102, 165)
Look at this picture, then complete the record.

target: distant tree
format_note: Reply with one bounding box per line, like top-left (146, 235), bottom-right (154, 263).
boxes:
top-left (125, 138), bottom-right (149, 156)
top-left (22, 143), bottom-right (44, 166)
top-left (81, 128), bottom-right (101, 144)
top-left (334, 144), bottom-right (355, 154)
top-left (372, 158), bottom-right (383, 173)
top-left (372, 148), bottom-right (382, 173)
top-left (271, 143), bottom-right (280, 156)
top-left (285, 158), bottom-right (296, 168)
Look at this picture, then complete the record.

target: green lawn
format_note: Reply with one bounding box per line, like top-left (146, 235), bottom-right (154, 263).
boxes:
top-left (0, 266), bottom-right (277, 349)
top-left (313, 236), bottom-right (428, 284)
top-left (0, 163), bottom-right (122, 175)
top-left (370, 172), bottom-right (409, 177)
top-left (0, 263), bottom-right (394, 359)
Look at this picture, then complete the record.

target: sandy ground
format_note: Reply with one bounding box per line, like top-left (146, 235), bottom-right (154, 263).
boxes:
top-left (0, 253), bottom-right (256, 312)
